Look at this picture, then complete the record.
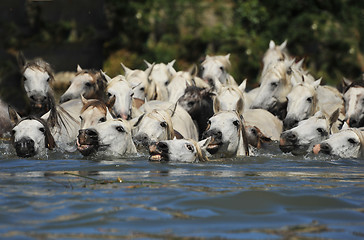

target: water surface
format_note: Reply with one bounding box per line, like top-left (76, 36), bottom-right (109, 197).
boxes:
top-left (0, 141), bottom-right (364, 239)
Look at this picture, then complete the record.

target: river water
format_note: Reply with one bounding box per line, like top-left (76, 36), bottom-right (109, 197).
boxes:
top-left (0, 140), bottom-right (363, 239)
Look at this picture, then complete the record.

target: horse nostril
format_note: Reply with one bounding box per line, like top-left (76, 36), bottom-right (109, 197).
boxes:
top-left (320, 143), bottom-right (332, 154)
top-left (85, 129), bottom-right (97, 136)
top-left (349, 118), bottom-right (358, 127)
top-left (286, 132), bottom-right (297, 142)
top-left (157, 142), bottom-right (168, 151)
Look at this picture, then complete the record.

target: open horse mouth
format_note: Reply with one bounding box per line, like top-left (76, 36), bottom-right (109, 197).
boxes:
top-left (77, 130), bottom-right (99, 156)
top-left (148, 143), bottom-right (169, 162)
top-left (206, 138), bottom-right (222, 155)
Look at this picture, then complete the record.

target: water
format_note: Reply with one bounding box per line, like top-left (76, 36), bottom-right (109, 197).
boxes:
top-left (1, 140), bottom-right (364, 239)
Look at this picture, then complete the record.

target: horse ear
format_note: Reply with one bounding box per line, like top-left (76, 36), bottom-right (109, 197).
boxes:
top-left (279, 40), bottom-right (287, 50)
top-left (77, 64), bottom-right (83, 72)
top-left (44, 126), bottom-right (56, 150)
top-left (313, 78), bottom-right (321, 89)
top-left (236, 98), bottom-right (244, 116)
top-left (189, 64), bottom-right (198, 78)
top-left (17, 51), bottom-right (26, 69)
top-left (167, 60), bottom-right (177, 75)
top-left (225, 54), bottom-right (231, 61)
top-left (269, 40), bottom-right (275, 49)
top-left (144, 60), bottom-right (153, 68)
top-left (8, 106), bottom-right (21, 127)
top-left (100, 70), bottom-right (112, 83)
top-left (80, 94), bottom-right (88, 105)
top-left (121, 62), bottom-right (132, 76)
top-left (329, 108), bottom-right (340, 127)
top-left (213, 98), bottom-right (220, 114)
top-left (145, 63), bottom-right (155, 83)
top-left (198, 137), bottom-right (211, 150)
top-left (342, 77), bottom-right (352, 89)
top-left (295, 58), bottom-right (304, 69)
top-left (239, 79), bottom-right (247, 92)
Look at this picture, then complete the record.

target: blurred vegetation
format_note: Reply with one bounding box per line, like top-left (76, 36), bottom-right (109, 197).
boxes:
top-left (1, 0), bottom-right (364, 88)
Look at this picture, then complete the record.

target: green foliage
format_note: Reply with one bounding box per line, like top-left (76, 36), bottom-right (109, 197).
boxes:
top-left (2, 0), bottom-right (364, 87)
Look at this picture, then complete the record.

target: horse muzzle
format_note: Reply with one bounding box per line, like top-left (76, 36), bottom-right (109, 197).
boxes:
top-left (77, 129), bottom-right (99, 156)
top-left (148, 141), bottom-right (169, 162)
top-left (202, 129), bottom-right (222, 154)
top-left (14, 138), bottom-right (36, 158)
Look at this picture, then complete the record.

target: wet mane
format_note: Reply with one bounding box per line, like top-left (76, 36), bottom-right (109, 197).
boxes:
top-left (22, 58), bottom-right (55, 82)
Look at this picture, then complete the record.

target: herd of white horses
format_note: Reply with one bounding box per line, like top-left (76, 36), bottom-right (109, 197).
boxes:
top-left (1, 40), bottom-right (364, 161)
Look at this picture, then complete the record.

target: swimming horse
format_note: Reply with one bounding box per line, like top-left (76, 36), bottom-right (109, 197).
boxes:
top-left (18, 52), bottom-right (56, 117)
top-left (59, 65), bottom-right (108, 103)
top-left (200, 54), bottom-right (237, 87)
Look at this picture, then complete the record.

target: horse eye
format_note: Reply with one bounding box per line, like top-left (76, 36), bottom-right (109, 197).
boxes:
top-left (271, 82), bottom-right (278, 88)
top-left (46, 77), bottom-right (50, 82)
top-left (39, 127), bottom-right (45, 133)
top-left (164, 81), bottom-right (169, 86)
top-left (79, 116), bottom-right (83, 121)
top-left (160, 121), bottom-right (167, 128)
top-left (207, 120), bottom-right (211, 125)
top-left (233, 120), bottom-right (240, 127)
top-left (201, 66), bottom-right (205, 71)
top-left (99, 117), bottom-right (106, 123)
top-left (348, 138), bottom-right (357, 144)
top-left (287, 67), bottom-right (292, 75)
top-left (107, 92), bottom-right (112, 97)
top-left (306, 97), bottom-right (313, 103)
top-left (23, 77), bottom-right (27, 81)
top-left (116, 126), bottom-right (125, 133)
top-left (140, 87), bottom-right (145, 91)
top-left (251, 128), bottom-right (257, 135)
top-left (131, 92), bottom-right (134, 97)
top-left (11, 130), bottom-right (16, 135)
top-left (219, 66), bottom-right (224, 72)
top-left (185, 144), bottom-right (194, 152)
top-left (85, 82), bottom-right (92, 87)
top-left (187, 101), bottom-right (195, 107)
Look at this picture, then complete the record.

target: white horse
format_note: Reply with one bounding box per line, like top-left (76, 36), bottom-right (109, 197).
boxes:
top-left (243, 109), bottom-right (283, 149)
top-left (284, 78), bottom-right (344, 130)
top-left (313, 127), bottom-right (364, 158)
top-left (59, 65), bottom-right (107, 103)
top-left (9, 114), bottom-right (56, 158)
top-left (79, 96), bottom-right (114, 130)
top-left (149, 137), bottom-right (211, 163)
top-left (213, 80), bottom-right (247, 114)
top-left (200, 54), bottom-right (237, 87)
top-left (144, 60), bottom-right (177, 101)
top-left (167, 66), bottom-right (210, 103)
top-left (250, 59), bottom-right (294, 119)
top-left (280, 110), bottom-right (339, 155)
top-left (77, 118), bottom-right (136, 156)
top-left (18, 52), bottom-right (56, 116)
top-left (9, 99), bottom-right (82, 157)
top-left (284, 79), bottom-right (321, 129)
top-left (137, 100), bottom-right (199, 141)
top-left (133, 108), bottom-right (181, 148)
top-left (202, 111), bottom-right (249, 157)
top-left (342, 81), bottom-right (364, 127)
top-left (121, 62), bottom-right (154, 106)
top-left (261, 40), bottom-right (290, 77)
top-left (102, 73), bottom-right (137, 120)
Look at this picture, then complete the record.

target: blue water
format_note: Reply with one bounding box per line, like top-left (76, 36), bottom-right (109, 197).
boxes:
top-left (0, 141), bottom-right (364, 239)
